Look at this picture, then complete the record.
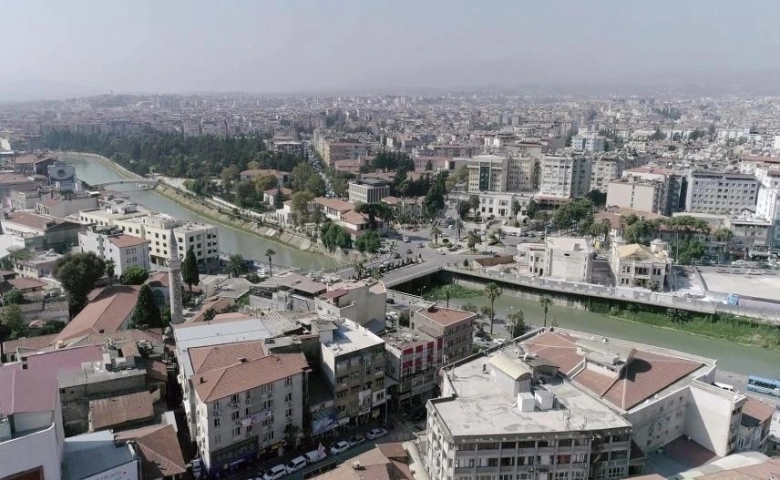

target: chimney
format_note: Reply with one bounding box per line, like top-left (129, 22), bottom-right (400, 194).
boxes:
top-left (238, 357), bottom-right (247, 363)
top-left (199, 377), bottom-right (205, 384)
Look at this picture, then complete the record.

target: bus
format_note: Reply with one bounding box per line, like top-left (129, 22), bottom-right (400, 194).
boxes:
top-left (745, 375), bottom-right (780, 397)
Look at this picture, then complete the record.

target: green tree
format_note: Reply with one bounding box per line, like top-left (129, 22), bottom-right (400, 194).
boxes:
top-left (255, 173), bottom-right (278, 192)
top-left (221, 165), bottom-right (240, 192)
top-left (511, 199), bottom-right (522, 218)
top-left (539, 295), bottom-right (552, 327)
top-left (425, 159), bottom-right (434, 171)
top-left (468, 195), bottom-right (481, 217)
top-left (430, 225), bottom-right (441, 245)
top-left (235, 180), bottom-right (258, 207)
top-left (3, 289), bottom-right (24, 306)
top-left (649, 128), bottom-right (666, 141)
top-left (54, 252), bottom-right (106, 318)
top-left (290, 191), bottom-right (314, 224)
top-left (353, 261), bottom-right (365, 280)
top-left (105, 259), bottom-right (116, 286)
top-left (466, 231), bottom-right (481, 252)
top-left (132, 284), bottom-right (164, 329)
top-left (355, 230), bottom-right (381, 254)
top-left (203, 308), bottom-right (217, 322)
top-left (0, 304), bottom-right (25, 339)
top-left (227, 254), bottom-right (248, 277)
top-left (182, 246), bottom-right (200, 293)
top-left (354, 202), bottom-right (392, 231)
top-left (264, 249), bottom-right (276, 277)
top-left (121, 266), bottom-right (149, 285)
top-left (484, 282), bottom-right (502, 335)
top-left (462, 303), bottom-right (478, 313)
top-left (525, 199), bottom-right (538, 220)
top-left (273, 189), bottom-right (285, 209)
top-left (584, 189), bottom-right (607, 207)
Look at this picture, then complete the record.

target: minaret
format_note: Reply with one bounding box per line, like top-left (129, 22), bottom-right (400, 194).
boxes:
top-left (168, 228), bottom-right (183, 324)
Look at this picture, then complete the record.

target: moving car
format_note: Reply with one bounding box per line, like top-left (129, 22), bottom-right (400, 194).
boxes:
top-left (263, 464), bottom-right (287, 480)
top-left (366, 428), bottom-right (388, 440)
top-left (330, 441), bottom-right (350, 455)
top-left (285, 456), bottom-right (307, 474)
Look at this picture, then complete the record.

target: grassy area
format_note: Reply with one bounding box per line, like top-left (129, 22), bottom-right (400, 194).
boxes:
top-left (424, 284), bottom-right (483, 301)
top-left (610, 307), bottom-right (780, 351)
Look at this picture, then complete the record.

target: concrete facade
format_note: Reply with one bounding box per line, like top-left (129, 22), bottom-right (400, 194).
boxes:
top-left (543, 237), bottom-right (593, 283)
top-left (686, 172), bottom-right (759, 214)
top-left (540, 155), bottom-right (591, 199)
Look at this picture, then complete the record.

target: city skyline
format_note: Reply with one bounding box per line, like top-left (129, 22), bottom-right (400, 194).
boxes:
top-left (5, 0), bottom-right (780, 100)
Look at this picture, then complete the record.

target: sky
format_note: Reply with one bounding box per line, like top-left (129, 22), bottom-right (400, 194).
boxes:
top-left (4, 0), bottom-right (780, 99)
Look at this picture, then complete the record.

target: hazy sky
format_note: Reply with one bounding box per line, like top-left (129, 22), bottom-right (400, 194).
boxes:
top-left (4, 0), bottom-right (780, 98)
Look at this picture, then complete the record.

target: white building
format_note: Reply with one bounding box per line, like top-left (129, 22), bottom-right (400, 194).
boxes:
top-left (685, 172), bottom-right (759, 215)
top-left (316, 280), bottom-right (387, 327)
top-left (590, 157), bottom-right (623, 193)
top-left (79, 227), bottom-right (151, 275)
top-left (172, 318), bottom-right (309, 475)
top-left (543, 236), bottom-right (593, 282)
top-left (610, 241), bottom-right (671, 289)
top-left (114, 213), bottom-right (219, 265)
top-left (466, 154), bottom-right (509, 193)
top-left (539, 155), bottom-right (591, 199)
top-left (607, 178), bottom-right (666, 214)
top-left (425, 343), bottom-right (633, 480)
top-left (348, 178), bottom-right (390, 204)
top-left (571, 133), bottom-right (606, 153)
top-left (506, 155), bottom-right (539, 192)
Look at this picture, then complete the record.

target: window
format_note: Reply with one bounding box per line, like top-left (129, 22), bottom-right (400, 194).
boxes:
top-left (231, 411), bottom-right (240, 421)
top-left (486, 458), bottom-right (498, 467)
top-left (214, 434), bottom-right (221, 444)
top-left (286, 408), bottom-right (293, 418)
top-left (285, 377), bottom-right (293, 387)
top-left (232, 426), bottom-right (241, 437)
top-left (213, 418), bottom-right (220, 428)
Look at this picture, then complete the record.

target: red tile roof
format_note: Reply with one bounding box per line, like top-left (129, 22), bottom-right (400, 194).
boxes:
top-left (194, 353), bottom-right (309, 403)
top-left (115, 424), bottom-right (187, 478)
top-left (108, 234), bottom-right (149, 248)
top-left (314, 197), bottom-right (355, 212)
top-left (4, 211), bottom-right (79, 231)
top-left (188, 340), bottom-right (266, 374)
top-left (56, 285), bottom-right (141, 341)
top-left (742, 397), bottom-right (776, 424)
top-left (7, 277), bottom-right (47, 291)
top-left (527, 331), bottom-right (703, 410)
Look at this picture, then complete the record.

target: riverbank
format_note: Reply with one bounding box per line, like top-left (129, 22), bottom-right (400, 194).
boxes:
top-left (60, 151), bottom-right (357, 266)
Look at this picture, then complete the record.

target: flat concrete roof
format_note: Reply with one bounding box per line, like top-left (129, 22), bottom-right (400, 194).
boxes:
top-left (326, 319), bottom-right (384, 354)
top-left (700, 271), bottom-right (780, 301)
top-left (431, 349), bottom-right (631, 439)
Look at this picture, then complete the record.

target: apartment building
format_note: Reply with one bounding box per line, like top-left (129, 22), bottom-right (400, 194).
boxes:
top-left (271, 140), bottom-right (304, 156)
top-left (539, 155), bottom-right (591, 199)
top-left (610, 241), bottom-right (671, 289)
top-left (571, 133), bottom-right (606, 153)
top-left (606, 178), bottom-right (665, 214)
top-left (412, 305), bottom-right (476, 364)
top-left (425, 346), bottom-right (634, 480)
top-left (316, 280), bottom-right (387, 327)
top-left (590, 157), bottom-right (623, 193)
top-left (685, 172), bottom-right (759, 214)
top-left (322, 142), bottom-right (370, 166)
top-left (191, 350), bottom-right (309, 474)
top-left (466, 155), bottom-right (508, 193)
top-left (78, 201), bottom-right (149, 227)
top-left (79, 226), bottom-right (151, 275)
top-left (114, 213), bottom-right (219, 265)
top-left (313, 318), bottom-right (386, 426)
top-left (430, 144), bottom-right (479, 158)
top-left (382, 327), bottom-right (442, 408)
top-left (507, 155), bottom-right (539, 192)
top-left (348, 178), bottom-right (390, 204)
top-left (621, 167), bottom-right (686, 216)
top-left (0, 211), bottom-right (81, 250)
top-left (523, 330), bottom-right (747, 458)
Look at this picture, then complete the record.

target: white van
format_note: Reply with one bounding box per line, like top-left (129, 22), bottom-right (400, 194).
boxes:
top-left (305, 448), bottom-right (327, 464)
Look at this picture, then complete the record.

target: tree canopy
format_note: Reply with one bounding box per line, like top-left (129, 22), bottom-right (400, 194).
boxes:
top-left (54, 252), bottom-right (106, 318)
top-left (182, 247), bottom-right (200, 292)
top-left (355, 230), bottom-right (381, 254)
top-left (121, 266), bottom-right (150, 285)
top-left (132, 284), bottom-right (164, 329)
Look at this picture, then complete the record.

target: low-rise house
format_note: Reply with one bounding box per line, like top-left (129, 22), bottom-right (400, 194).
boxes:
top-left (737, 398), bottom-right (776, 452)
top-left (316, 280), bottom-right (387, 328)
top-left (13, 250), bottom-right (63, 278)
top-left (610, 240), bottom-right (672, 289)
top-left (1, 211), bottom-right (81, 250)
top-left (55, 286), bottom-right (141, 341)
top-left (412, 305), bottom-right (476, 364)
top-left (79, 226), bottom-right (151, 276)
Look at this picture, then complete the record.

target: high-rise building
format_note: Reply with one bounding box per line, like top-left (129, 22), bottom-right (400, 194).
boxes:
top-left (590, 157), bottom-right (623, 193)
top-left (685, 172), bottom-right (759, 214)
top-left (539, 155), bottom-right (591, 198)
top-left (466, 155), bottom-right (508, 193)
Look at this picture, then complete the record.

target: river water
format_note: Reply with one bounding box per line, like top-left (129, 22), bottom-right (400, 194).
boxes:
top-left (64, 154), bottom-right (339, 271)
top-left (66, 154), bottom-right (780, 377)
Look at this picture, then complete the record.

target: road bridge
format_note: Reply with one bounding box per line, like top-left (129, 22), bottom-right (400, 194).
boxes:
top-left (89, 179), bottom-right (159, 189)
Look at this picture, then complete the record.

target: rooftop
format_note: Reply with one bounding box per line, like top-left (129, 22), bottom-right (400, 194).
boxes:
top-left (616, 243), bottom-right (670, 262)
top-left (325, 319), bottom-right (385, 354)
top-left (56, 285), bottom-right (141, 341)
top-left (545, 236), bottom-right (593, 252)
top-left (431, 348), bottom-right (631, 438)
top-left (188, 340), bottom-right (266, 374)
top-left (115, 424), bottom-right (187, 479)
top-left (382, 327), bottom-right (436, 354)
top-left (193, 353), bottom-right (309, 403)
top-left (89, 391), bottom-right (154, 431)
top-left (107, 233), bottom-right (149, 248)
top-left (415, 305), bottom-right (476, 327)
top-left (62, 430), bottom-right (137, 480)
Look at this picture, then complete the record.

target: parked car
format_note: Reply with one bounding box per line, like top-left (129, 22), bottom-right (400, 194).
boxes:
top-left (386, 298), bottom-right (395, 304)
top-left (348, 434), bottom-right (366, 446)
top-left (393, 252), bottom-right (401, 259)
top-left (366, 428), bottom-right (388, 440)
top-left (285, 456), bottom-right (307, 474)
top-left (305, 448), bottom-right (328, 464)
top-left (330, 441), bottom-right (350, 455)
top-left (263, 464), bottom-right (287, 480)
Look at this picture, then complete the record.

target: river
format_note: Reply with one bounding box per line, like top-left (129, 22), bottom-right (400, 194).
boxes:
top-left (450, 292), bottom-right (780, 378)
top-left (66, 153), bottom-right (780, 378)
top-left (63, 153), bottom-right (339, 271)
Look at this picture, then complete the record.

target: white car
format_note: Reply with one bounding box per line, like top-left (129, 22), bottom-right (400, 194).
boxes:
top-left (366, 428), bottom-right (388, 440)
top-left (285, 456), bottom-right (307, 474)
top-left (348, 434), bottom-right (366, 446)
top-left (263, 464), bottom-right (287, 480)
top-left (330, 440), bottom-right (350, 455)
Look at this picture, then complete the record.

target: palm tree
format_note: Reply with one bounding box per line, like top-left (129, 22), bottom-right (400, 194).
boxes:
top-left (227, 254), bottom-right (248, 278)
top-left (713, 227), bottom-right (733, 264)
top-left (466, 230), bottom-right (481, 252)
top-left (265, 248), bottom-right (276, 277)
top-left (539, 295), bottom-right (552, 327)
top-left (483, 282), bottom-right (502, 335)
top-left (353, 261), bottom-right (365, 280)
top-left (442, 284), bottom-right (454, 308)
top-left (105, 259), bottom-right (116, 286)
top-left (430, 225), bottom-right (441, 245)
